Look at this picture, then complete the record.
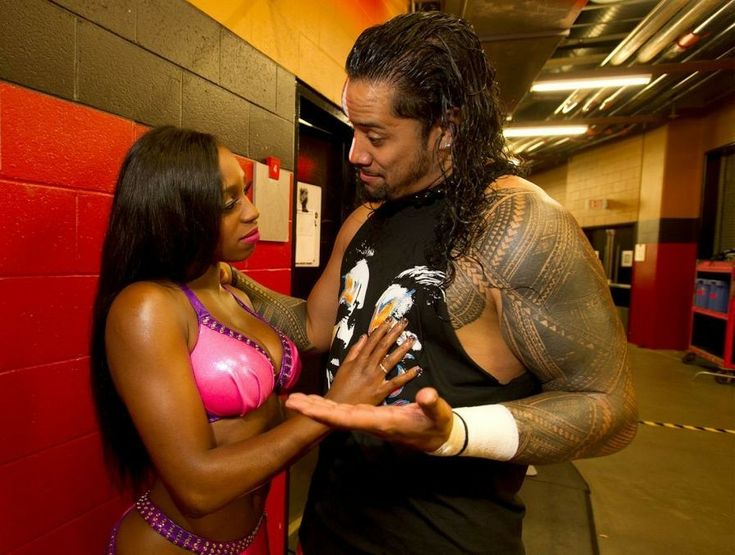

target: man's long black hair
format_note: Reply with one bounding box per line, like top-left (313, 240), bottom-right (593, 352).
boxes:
top-left (346, 11), bottom-right (520, 284)
top-left (90, 126), bottom-right (222, 490)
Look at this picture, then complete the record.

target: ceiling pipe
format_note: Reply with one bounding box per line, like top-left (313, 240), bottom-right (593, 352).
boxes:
top-left (554, 0), bottom-right (684, 121)
top-left (615, 24), bottom-right (735, 116)
top-left (598, 86), bottom-right (628, 111)
top-left (636, 0), bottom-right (722, 64)
top-left (537, 59), bottom-right (735, 80)
top-left (677, 21), bottom-right (735, 63)
top-left (581, 88), bottom-right (611, 112)
top-left (660, 0), bottom-right (735, 60)
top-left (549, 1), bottom-right (729, 139)
top-left (637, 46), bottom-right (735, 117)
top-left (661, 63), bottom-right (735, 114)
top-left (603, 0), bottom-right (688, 66)
top-left (554, 89), bottom-right (591, 115)
top-left (545, 54), bottom-right (608, 69)
top-left (608, 73), bottom-right (670, 116)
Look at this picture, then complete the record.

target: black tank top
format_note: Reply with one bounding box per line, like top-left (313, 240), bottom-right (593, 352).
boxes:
top-left (300, 188), bottom-right (540, 554)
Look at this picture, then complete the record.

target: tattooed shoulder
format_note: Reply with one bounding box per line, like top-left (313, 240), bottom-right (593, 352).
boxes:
top-left (446, 176), bottom-right (602, 329)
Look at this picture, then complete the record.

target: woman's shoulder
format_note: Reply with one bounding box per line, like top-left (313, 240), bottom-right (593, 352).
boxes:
top-left (108, 281), bottom-right (190, 333)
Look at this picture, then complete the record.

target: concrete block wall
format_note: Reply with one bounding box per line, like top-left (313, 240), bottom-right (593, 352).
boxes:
top-left (189, 0), bottom-right (407, 105)
top-left (0, 0), bottom-right (296, 168)
top-left (531, 164), bottom-right (567, 206)
top-left (566, 135), bottom-right (643, 228)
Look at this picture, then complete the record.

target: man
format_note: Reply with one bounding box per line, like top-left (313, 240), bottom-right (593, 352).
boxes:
top-left (231, 11), bottom-right (637, 554)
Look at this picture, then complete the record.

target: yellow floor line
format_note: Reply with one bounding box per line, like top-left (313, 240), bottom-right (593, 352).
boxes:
top-left (639, 420), bottom-right (735, 434)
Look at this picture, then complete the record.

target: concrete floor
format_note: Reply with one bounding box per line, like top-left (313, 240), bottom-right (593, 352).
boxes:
top-left (575, 346), bottom-right (735, 555)
top-left (287, 345), bottom-right (735, 554)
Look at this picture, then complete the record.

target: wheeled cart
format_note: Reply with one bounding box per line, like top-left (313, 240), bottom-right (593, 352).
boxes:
top-left (684, 260), bottom-right (735, 382)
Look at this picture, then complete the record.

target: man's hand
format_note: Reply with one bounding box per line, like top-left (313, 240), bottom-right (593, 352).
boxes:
top-left (219, 262), bottom-right (235, 286)
top-left (285, 387), bottom-right (454, 452)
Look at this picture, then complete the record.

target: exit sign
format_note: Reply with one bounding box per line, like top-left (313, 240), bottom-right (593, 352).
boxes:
top-left (587, 198), bottom-right (609, 210)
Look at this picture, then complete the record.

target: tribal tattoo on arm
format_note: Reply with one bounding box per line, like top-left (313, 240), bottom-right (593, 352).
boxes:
top-left (449, 182), bottom-right (638, 464)
top-left (230, 269), bottom-right (314, 353)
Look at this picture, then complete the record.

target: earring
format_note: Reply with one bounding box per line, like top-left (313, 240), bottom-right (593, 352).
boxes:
top-left (441, 140), bottom-right (452, 150)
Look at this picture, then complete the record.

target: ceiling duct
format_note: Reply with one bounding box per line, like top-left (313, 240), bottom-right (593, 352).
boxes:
top-left (636, 0), bottom-right (723, 64)
top-left (552, 1), bottom-right (684, 123)
top-left (659, 0), bottom-right (735, 61)
top-left (603, 0), bottom-right (688, 66)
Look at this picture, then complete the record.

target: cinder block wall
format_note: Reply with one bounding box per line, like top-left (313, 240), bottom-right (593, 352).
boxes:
top-left (0, 0), bottom-right (296, 167)
top-left (189, 0), bottom-right (407, 105)
top-left (0, 0), bottom-right (298, 552)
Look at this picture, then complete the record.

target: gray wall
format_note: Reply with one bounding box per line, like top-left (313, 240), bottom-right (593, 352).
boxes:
top-left (0, 0), bottom-right (296, 169)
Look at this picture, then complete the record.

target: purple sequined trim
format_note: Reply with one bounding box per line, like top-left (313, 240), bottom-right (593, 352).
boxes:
top-left (226, 294), bottom-right (296, 390)
top-left (135, 491), bottom-right (264, 555)
top-left (275, 333), bottom-right (294, 392)
top-left (200, 315), bottom-right (271, 361)
top-left (107, 505), bottom-right (134, 554)
top-left (186, 284), bottom-right (296, 394)
top-left (199, 313), bottom-right (295, 389)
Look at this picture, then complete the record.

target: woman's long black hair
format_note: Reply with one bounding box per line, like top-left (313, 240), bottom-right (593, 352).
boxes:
top-left (90, 126), bottom-right (222, 490)
top-left (346, 11), bottom-right (520, 284)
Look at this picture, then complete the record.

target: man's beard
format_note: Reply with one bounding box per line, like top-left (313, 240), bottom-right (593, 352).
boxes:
top-left (356, 147), bottom-right (432, 202)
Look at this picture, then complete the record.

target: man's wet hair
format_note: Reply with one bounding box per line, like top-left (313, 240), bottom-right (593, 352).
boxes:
top-left (347, 11), bottom-right (521, 283)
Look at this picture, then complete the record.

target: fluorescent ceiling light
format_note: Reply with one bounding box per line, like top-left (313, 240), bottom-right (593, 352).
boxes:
top-left (504, 125), bottom-right (588, 138)
top-left (531, 74), bottom-right (652, 92)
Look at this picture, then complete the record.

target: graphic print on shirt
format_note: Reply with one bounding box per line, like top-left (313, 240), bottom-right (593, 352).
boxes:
top-left (328, 244), bottom-right (445, 404)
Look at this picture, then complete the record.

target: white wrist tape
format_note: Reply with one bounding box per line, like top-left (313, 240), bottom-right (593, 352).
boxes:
top-left (429, 404), bottom-right (519, 461)
top-left (429, 412), bottom-right (468, 456)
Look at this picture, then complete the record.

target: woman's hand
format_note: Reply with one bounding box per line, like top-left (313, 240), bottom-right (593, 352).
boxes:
top-left (326, 318), bottom-right (420, 406)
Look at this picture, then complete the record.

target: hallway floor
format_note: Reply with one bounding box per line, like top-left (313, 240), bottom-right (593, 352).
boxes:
top-left (287, 345), bottom-right (735, 554)
top-left (574, 345), bottom-right (734, 555)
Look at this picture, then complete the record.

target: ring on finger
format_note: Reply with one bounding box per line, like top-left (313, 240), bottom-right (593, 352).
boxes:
top-left (379, 362), bottom-right (389, 374)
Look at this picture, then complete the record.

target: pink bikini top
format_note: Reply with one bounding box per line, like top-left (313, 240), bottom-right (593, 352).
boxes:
top-left (180, 284), bottom-right (301, 421)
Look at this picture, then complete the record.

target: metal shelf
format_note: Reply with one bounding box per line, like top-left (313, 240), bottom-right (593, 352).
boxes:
top-left (686, 261), bottom-right (735, 375)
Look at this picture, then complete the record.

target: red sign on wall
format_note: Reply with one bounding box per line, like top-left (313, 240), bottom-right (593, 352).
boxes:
top-left (265, 156), bottom-right (281, 180)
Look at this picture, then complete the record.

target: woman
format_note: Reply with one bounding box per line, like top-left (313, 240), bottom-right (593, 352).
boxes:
top-left (91, 126), bottom-right (417, 554)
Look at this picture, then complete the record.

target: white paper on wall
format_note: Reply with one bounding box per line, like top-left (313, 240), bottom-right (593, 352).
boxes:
top-left (634, 243), bottom-right (646, 262)
top-left (253, 161), bottom-right (291, 242)
top-left (295, 182), bottom-right (321, 267)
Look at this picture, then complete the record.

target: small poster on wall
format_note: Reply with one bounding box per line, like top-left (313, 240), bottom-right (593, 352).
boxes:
top-left (621, 250), bottom-right (633, 267)
top-left (295, 182), bottom-right (321, 267)
top-left (634, 243), bottom-right (646, 262)
top-left (253, 161), bottom-right (291, 242)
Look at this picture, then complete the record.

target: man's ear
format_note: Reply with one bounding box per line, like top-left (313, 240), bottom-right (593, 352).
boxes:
top-left (439, 108), bottom-right (461, 150)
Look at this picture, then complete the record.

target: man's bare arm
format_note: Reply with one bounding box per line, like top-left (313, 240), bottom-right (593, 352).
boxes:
top-left (456, 180), bottom-right (638, 464)
top-left (229, 269), bottom-right (314, 352)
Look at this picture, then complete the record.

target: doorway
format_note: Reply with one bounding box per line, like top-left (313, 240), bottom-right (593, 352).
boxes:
top-left (292, 83), bottom-right (354, 299)
top-left (288, 83), bottom-right (354, 552)
top-left (291, 82), bottom-right (354, 394)
top-left (699, 143), bottom-right (735, 260)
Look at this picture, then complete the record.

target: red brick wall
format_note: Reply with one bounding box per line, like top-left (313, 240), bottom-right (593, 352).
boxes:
top-left (0, 81), bottom-right (292, 554)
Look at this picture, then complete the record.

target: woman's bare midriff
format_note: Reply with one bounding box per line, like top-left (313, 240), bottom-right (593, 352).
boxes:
top-left (115, 395), bottom-right (282, 554)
